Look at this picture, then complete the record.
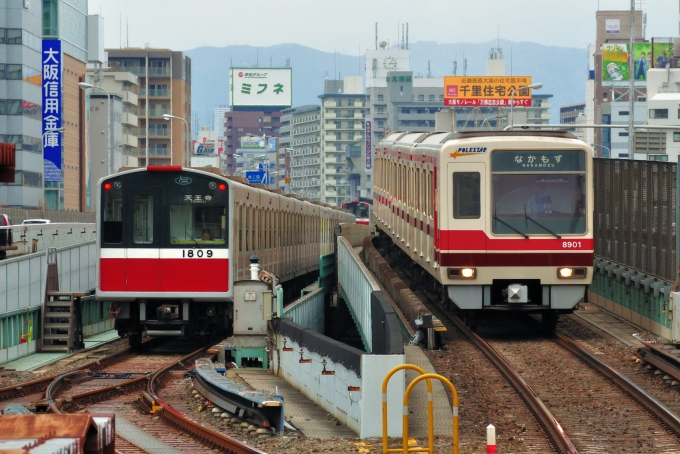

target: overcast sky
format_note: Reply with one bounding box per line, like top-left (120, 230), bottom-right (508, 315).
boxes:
top-left (87, 0), bottom-right (678, 54)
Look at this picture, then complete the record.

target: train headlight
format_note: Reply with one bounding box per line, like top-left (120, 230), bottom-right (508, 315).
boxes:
top-left (558, 267), bottom-right (587, 279)
top-left (448, 268), bottom-right (476, 279)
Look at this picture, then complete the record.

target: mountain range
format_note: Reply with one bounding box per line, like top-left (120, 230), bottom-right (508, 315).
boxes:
top-left (186, 40), bottom-right (588, 127)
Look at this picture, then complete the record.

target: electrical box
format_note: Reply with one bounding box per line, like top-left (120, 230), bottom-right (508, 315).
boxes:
top-left (262, 290), bottom-right (273, 321)
top-left (233, 280), bottom-right (269, 337)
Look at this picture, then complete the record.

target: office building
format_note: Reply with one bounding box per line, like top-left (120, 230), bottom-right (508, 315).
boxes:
top-left (213, 104), bottom-right (229, 136)
top-left (107, 47), bottom-right (191, 166)
top-left (0, 0), bottom-right (43, 208)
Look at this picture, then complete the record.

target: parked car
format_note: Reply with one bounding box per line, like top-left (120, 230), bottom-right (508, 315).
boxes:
top-left (22, 219), bottom-right (51, 225)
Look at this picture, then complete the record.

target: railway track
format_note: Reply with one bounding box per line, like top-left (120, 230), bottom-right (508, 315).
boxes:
top-left (377, 243), bottom-right (680, 453)
top-left (1, 338), bottom-right (266, 454)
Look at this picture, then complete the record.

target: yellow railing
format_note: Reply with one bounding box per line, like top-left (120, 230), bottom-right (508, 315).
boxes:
top-left (381, 365), bottom-right (459, 454)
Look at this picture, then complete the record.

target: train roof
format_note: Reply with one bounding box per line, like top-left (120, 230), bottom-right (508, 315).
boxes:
top-left (382, 129), bottom-right (580, 147)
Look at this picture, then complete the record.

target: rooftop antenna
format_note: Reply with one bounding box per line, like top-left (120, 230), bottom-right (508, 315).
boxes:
top-left (334, 50), bottom-right (336, 80)
top-left (270, 55), bottom-right (272, 67)
top-left (375, 22), bottom-right (378, 50)
top-left (256, 48), bottom-right (259, 67)
top-left (397, 21), bottom-right (399, 49)
top-left (126, 17), bottom-right (129, 47)
top-left (428, 60), bottom-right (431, 78)
top-left (453, 60), bottom-right (457, 76)
top-left (406, 23), bottom-right (409, 50)
top-left (402, 24), bottom-right (405, 49)
top-left (463, 56), bottom-right (467, 76)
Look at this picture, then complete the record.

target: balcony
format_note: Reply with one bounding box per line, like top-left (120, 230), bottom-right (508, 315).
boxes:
top-left (122, 133), bottom-right (138, 147)
top-left (147, 108), bottom-right (171, 117)
top-left (140, 89), bottom-right (169, 98)
top-left (146, 128), bottom-right (169, 137)
top-left (146, 147), bottom-right (170, 157)
top-left (121, 112), bottom-right (138, 126)
top-left (148, 67), bottom-right (170, 76)
top-left (122, 91), bottom-right (138, 105)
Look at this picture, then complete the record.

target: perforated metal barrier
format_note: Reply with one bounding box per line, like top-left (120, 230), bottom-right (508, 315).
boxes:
top-left (593, 158), bottom-right (676, 282)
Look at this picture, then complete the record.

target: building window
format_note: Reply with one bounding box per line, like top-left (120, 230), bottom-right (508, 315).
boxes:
top-left (650, 109), bottom-right (669, 119)
top-left (428, 94), bottom-right (435, 101)
top-left (649, 154), bottom-right (669, 161)
top-left (618, 132), bottom-right (629, 137)
top-left (603, 92), bottom-right (608, 100)
top-left (377, 121), bottom-right (384, 128)
top-left (377, 94), bottom-right (384, 101)
top-left (418, 94), bottom-right (424, 101)
top-left (377, 108), bottom-right (384, 114)
top-left (619, 111), bottom-right (629, 116)
top-left (42, 0), bottom-right (59, 36)
top-left (674, 132), bottom-right (680, 142)
top-left (439, 95), bottom-right (444, 101)
top-left (6, 29), bottom-right (21, 44)
top-left (6, 65), bottom-right (21, 80)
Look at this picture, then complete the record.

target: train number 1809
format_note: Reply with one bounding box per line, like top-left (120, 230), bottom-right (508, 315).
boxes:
top-left (182, 250), bottom-right (213, 258)
top-left (562, 242), bottom-right (581, 249)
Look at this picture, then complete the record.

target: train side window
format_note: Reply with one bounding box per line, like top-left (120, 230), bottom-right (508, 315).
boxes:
top-left (133, 194), bottom-right (154, 244)
top-left (453, 172), bottom-right (481, 219)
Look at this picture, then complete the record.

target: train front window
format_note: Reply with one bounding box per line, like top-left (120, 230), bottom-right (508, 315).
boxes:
top-left (491, 150), bottom-right (586, 235)
top-left (169, 205), bottom-right (226, 246)
top-left (133, 194), bottom-right (154, 244)
top-left (102, 182), bottom-right (123, 244)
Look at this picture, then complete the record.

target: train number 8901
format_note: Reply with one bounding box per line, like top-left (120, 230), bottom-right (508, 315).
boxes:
top-left (182, 250), bottom-right (213, 258)
top-left (562, 242), bottom-right (581, 249)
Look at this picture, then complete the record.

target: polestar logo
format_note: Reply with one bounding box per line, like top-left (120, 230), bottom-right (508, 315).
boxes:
top-left (175, 176), bottom-right (192, 185)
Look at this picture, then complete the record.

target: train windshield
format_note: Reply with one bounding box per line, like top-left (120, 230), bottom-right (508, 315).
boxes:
top-left (169, 205), bottom-right (226, 245)
top-left (344, 202), bottom-right (370, 219)
top-left (491, 149), bottom-right (587, 235)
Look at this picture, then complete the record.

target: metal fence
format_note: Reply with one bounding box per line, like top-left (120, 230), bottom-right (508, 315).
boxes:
top-left (0, 207), bottom-right (95, 225)
top-left (337, 236), bottom-right (380, 353)
top-left (594, 158), bottom-right (677, 283)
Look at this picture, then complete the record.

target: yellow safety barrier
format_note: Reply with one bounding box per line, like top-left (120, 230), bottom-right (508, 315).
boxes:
top-left (381, 364), bottom-right (459, 454)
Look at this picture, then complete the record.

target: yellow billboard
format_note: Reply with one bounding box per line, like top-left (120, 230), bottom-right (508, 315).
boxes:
top-left (443, 76), bottom-right (533, 107)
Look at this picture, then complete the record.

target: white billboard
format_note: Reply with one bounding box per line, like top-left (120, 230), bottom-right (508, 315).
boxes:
top-left (230, 68), bottom-right (292, 108)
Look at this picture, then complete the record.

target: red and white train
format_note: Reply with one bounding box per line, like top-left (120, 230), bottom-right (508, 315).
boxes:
top-left (341, 200), bottom-right (371, 225)
top-left (373, 130), bottom-right (594, 330)
top-left (96, 166), bottom-right (354, 345)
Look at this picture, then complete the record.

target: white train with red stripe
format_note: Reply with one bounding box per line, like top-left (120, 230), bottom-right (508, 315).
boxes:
top-left (96, 166), bottom-right (354, 345)
top-left (373, 130), bottom-right (593, 330)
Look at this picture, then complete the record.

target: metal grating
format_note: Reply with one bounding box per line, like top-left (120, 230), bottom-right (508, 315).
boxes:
top-left (594, 158), bottom-right (677, 282)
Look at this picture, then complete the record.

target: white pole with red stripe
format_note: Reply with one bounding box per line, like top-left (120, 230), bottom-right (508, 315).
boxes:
top-left (487, 424), bottom-right (496, 454)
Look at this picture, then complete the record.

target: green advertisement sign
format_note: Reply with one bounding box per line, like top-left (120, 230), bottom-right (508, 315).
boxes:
top-left (603, 42), bottom-right (674, 82)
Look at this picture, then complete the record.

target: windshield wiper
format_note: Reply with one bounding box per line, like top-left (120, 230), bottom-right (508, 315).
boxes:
top-left (185, 224), bottom-right (200, 246)
top-left (493, 212), bottom-right (529, 239)
top-left (523, 206), bottom-right (561, 239)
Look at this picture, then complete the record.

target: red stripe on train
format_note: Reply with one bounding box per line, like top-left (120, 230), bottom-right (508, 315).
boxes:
top-left (439, 252), bottom-right (594, 267)
top-left (440, 230), bottom-right (594, 251)
top-left (100, 258), bottom-right (229, 292)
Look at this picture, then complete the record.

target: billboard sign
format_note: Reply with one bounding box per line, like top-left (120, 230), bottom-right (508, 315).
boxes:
top-left (195, 142), bottom-right (215, 155)
top-left (266, 137), bottom-right (277, 153)
top-left (365, 119), bottom-right (372, 170)
top-left (241, 136), bottom-right (265, 149)
top-left (605, 19), bottom-right (620, 34)
top-left (42, 39), bottom-right (63, 182)
top-left (230, 68), bottom-right (292, 108)
top-left (603, 42), bottom-right (675, 82)
top-left (443, 76), bottom-right (533, 107)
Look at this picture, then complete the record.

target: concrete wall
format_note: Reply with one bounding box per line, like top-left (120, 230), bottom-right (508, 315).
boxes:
top-left (274, 335), bottom-right (404, 438)
top-left (2, 223), bottom-right (96, 258)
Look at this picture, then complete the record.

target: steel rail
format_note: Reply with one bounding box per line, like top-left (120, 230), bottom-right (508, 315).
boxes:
top-left (147, 348), bottom-right (267, 454)
top-left (0, 337), bottom-right (163, 402)
top-left (450, 315), bottom-right (578, 454)
top-left (554, 332), bottom-right (680, 435)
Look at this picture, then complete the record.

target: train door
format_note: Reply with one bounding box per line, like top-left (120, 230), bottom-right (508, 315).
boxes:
top-left (446, 162), bottom-right (485, 253)
top-left (125, 186), bottom-right (162, 291)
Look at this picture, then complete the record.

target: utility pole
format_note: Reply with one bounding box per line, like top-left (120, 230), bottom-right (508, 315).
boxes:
top-left (628, 0), bottom-right (635, 159)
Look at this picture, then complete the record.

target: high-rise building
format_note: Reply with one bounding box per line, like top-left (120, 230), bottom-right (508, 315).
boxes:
top-left (319, 77), bottom-right (366, 206)
top-left (283, 105), bottom-right (321, 198)
top-left (107, 47), bottom-right (191, 167)
top-left (222, 111), bottom-right (281, 175)
top-left (213, 104), bottom-right (229, 137)
top-left (0, 0), bottom-right (43, 208)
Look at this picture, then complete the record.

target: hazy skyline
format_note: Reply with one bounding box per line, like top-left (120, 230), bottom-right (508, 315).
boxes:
top-left (87, 0), bottom-right (678, 55)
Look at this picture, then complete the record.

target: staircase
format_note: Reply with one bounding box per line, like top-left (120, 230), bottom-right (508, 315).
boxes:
top-left (41, 292), bottom-right (86, 353)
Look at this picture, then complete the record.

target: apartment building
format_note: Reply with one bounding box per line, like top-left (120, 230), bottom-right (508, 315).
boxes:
top-left (107, 47), bottom-right (191, 166)
top-left (284, 105), bottom-right (321, 199)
